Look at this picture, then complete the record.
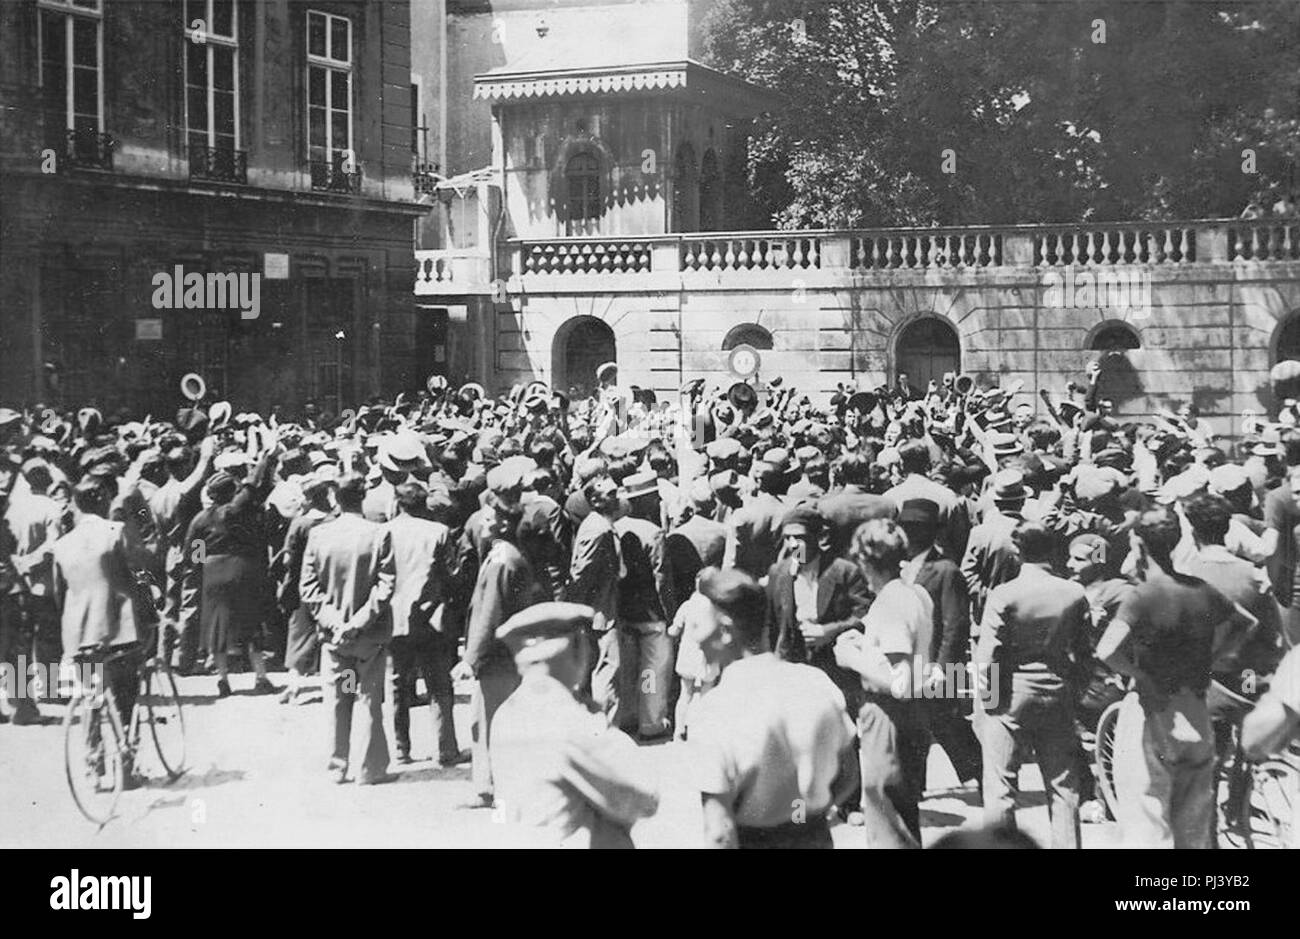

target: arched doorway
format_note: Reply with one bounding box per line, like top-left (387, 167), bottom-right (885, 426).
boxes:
top-left (553, 316), bottom-right (616, 399)
top-left (1270, 312), bottom-right (1300, 403)
top-left (894, 317), bottom-right (960, 391)
top-left (1087, 319), bottom-right (1143, 409)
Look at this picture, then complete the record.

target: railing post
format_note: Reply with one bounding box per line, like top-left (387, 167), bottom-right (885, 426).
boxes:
top-left (652, 239), bottom-right (680, 274)
top-left (821, 234), bottom-right (851, 271)
top-left (1200, 222), bottom-right (1230, 263)
top-left (1003, 230), bottom-right (1036, 267)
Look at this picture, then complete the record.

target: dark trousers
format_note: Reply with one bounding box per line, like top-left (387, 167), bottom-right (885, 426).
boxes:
top-left (926, 697), bottom-right (982, 786)
top-left (858, 695), bottom-right (930, 848)
top-left (390, 630), bottom-right (459, 761)
top-left (737, 816), bottom-right (833, 849)
top-left (977, 671), bottom-right (1081, 849)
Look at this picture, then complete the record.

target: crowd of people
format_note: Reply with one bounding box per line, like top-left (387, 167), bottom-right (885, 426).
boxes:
top-left (2, 356), bottom-right (1299, 849)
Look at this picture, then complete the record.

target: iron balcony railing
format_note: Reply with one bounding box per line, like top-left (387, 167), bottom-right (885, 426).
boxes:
top-left (52, 128), bottom-right (115, 170)
top-left (189, 144), bottom-right (248, 184)
top-left (309, 160), bottom-right (362, 194)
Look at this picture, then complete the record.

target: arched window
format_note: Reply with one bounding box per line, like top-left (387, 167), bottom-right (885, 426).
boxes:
top-left (722, 323), bottom-right (773, 351)
top-left (1088, 321), bottom-right (1141, 352)
top-left (700, 149), bottom-right (721, 231)
top-left (564, 151), bottom-right (601, 235)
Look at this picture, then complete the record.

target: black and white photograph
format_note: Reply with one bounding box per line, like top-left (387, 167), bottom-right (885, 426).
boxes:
top-left (1, 0), bottom-right (1298, 883)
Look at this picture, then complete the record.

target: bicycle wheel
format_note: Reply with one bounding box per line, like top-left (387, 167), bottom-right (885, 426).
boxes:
top-left (1094, 701), bottom-right (1122, 821)
top-left (137, 663), bottom-right (186, 780)
top-left (1248, 760), bottom-right (1298, 849)
top-left (64, 691), bottom-right (125, 825)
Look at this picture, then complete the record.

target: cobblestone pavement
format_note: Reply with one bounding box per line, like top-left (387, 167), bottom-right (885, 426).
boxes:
top-left (0, 671), bottom-right (1122, 849)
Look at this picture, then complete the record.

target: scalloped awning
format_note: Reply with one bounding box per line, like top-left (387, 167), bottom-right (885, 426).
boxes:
top-left (475, 65), bottom-right (689, 101)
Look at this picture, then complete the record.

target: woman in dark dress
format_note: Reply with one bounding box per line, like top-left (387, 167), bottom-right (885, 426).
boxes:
top-left (185, 450), bottom-right (279, 697)
top-left (274, 473), bottom-right (335, 704)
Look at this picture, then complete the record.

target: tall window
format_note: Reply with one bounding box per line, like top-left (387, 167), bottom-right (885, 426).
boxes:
top-left (38, 0), bottom-right (103, 135)
top-left (185, 0), bottom-right (241, 179)
top-left (306, 9), bottom-right (353, 185)
top-left (564, 152), bottom-right (601, 235)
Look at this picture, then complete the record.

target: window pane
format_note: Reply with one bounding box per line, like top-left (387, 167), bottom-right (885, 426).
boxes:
top-left (330, 70), bottom-right (348, 108)
top-left (213, 90), bottom-right (234, 136)
top-left (42, 10), bottom-right (66, 66)
top-left (72, 0), bottom-right (101, 9)
top-left (308, 12), bottom-right (326, 57)
top-left (188, 130), bottom-right (207, 153)
top-left (330, 17), bottom-right (349, 61)
top-left (73, 68), bottom-right (98, 122)
top-left (308, 107), bottom-right (326, 148)
top-left (187, 44), bottom-right (208, 86)
top-left (211, 0), bottom-right (234, 37)
top-left (213, 46), bottom-right (234, 91)
top-left (185, 0), bottom-right (205, 28)
top-left (187, 87), bottom-right (208, 130)
top-left (331, 111), bottom-right (348, 150)
top-left (308, 66), bottom-right (324, 105)
top-left (72, 17), bottom-right (97, 67)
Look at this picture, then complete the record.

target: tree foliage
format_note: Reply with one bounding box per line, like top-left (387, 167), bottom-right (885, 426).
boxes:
top-left (699, 0), bottom-right (1300, 228)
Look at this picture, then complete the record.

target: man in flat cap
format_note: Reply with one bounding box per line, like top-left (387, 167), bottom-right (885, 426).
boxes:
top-left (299, 472), bottom-right (397, 785)
top-left (453, 460), bottom-right (544, 808)
top-left (566, 472), bottom-right (623, 718)
top-left (489, 602), bottom-right (659, 848)
top-left (384, 480), bottom-right (464, 766)
top-left (688, 567), bottom-right (858, 848)
top-left (613, 470), bottom-right (673, 739)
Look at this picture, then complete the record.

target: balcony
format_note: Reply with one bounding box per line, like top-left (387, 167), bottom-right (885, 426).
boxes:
top-left (413, 159), bottom-right (441, 196)
top-left (189, 144), bottom-right (248, 184)
top-left (309, 160), bottom-right (362, 194)
top-left (49, 128), bottom-right (115, 171)
top-left (414, 249), bottom-right (494, 297)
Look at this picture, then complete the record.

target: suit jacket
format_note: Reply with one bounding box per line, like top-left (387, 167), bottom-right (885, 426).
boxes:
top-left (567, 511), bottom-right (620, 625)
top-left (1265, 483), bottom-right (1297, 606)
top-left (275, 507), bottom-right (331, 611)
top-left (664, 514), bottom-right (726, 619)
top-left (817, 484), bottom-right (896, 555)
top-left (765, 554), bottom-right (871, 708)
top-left (51, 515), bottom-right (140, 656)
top-left (885, 473), bottom-right (970, 559)
top-left (299, 512), bottom-right (396, 659)
top-left (723, 491), bottom-right (787, 578)
top-left (465, 539), bottom-right (541, 673)
top-left (614, 515), bottom-right (670, 625)
top-left (907, 549), bottom-right (971, 667)
top-left (383, 513), bottom-right (451, 638)
top-left (976, 564), bottom-right (1090, 691)
top-left (961, 510), bottom-right (1022, 625)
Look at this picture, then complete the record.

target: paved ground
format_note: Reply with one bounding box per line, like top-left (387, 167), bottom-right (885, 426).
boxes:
top-left (0, 670), bottom-right (1124, 848)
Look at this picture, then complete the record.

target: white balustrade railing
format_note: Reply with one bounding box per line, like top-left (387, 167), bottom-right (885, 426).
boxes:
top-left (1032, 225), bottom-right (1199, 266)
top-left (679, 235), bottom-right (821, 271)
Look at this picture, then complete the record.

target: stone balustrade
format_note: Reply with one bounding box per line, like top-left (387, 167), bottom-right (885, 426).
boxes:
top-left (417, 219), bottom-right (1300, 294)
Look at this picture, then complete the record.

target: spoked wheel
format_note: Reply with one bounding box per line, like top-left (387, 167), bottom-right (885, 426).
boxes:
top-left (1247, 760), bottom-right (1298, 850)
top-left (136, 663), bottom-right (186, 780)
top-left (1093, 701), bottom-right (1122, 821)
top-left (64, 692), bottom-right (124, 825)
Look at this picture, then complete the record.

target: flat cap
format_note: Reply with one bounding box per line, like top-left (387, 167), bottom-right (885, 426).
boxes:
top-left (1209, 463), bottom-right (1250, 495)
top-left (899, 498), bottom-right (940, 526)
top-left (705, 437), bottom-right (743, 461)
top-left (496, 602), bottom-right (595, 655)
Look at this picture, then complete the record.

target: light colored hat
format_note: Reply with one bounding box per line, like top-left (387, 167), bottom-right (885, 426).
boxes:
top-left (208, 401), bottom-right (232, 430)
top-left (1208, 463), bottom-right (1250, 495)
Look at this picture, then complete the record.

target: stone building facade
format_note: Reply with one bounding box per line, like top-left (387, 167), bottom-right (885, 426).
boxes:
top-left (1, 0), bottom-right (424, 414)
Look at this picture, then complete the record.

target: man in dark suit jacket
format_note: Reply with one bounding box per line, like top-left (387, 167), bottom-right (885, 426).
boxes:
top-left (899, 499), bottom-right (982, 788)
top-left (723, 462), bottom-right (788, 578)
top-left (567, 472), bottom-right (623, 718)
top-left (383, 480), bottom-right (461, 766)
top-left (817, 453), bottom-right (896, 557)
top-left (663, 479), bottom-right (726, 619)
top-left (300, 473), bottom-right (396, 785)
top-left (765, 504), bottom-right (871, 712)
top-left (453, 463), bottom-right (543, 807)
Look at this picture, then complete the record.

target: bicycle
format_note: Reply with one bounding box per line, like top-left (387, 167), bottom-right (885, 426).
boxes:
top-left (63, 635), bottom-right (187, 825)
top-left (1094, 686), bottom-right (1298, 848)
